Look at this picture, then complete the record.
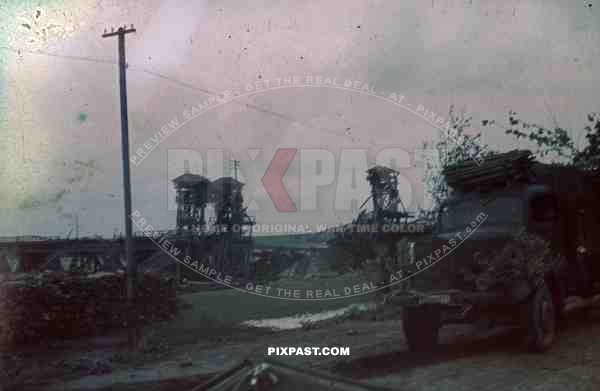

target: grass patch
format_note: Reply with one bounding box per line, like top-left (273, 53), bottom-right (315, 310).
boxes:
top-left (171, 275), bottom-right (375, 324)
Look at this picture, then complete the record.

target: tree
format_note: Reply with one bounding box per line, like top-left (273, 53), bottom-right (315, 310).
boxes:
top-left (421, 105), bottom-right (495, 212)
top-left (482, 111), bottom-right (600, 172)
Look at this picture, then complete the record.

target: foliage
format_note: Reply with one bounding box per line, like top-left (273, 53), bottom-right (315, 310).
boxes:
top-left (483, 111), bottom-right (600, 172)
top-left (466, 230), bottom-right (566, 292)
top-left (332, 234), bottom-right (376, 272)
top-left (574, 113), bottom-right (600, 172)
top-left (421, 105), bottom-right (495, 211)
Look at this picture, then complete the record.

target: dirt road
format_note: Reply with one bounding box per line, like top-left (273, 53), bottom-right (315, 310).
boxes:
top-left (40, 309), bottom-right (600, 391)
top-left (339, 313), bottom-right (600, 391)
top-left (144, 310), bottom-right (600, 391)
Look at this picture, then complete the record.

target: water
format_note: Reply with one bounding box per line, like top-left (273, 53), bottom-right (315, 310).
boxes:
top-left (242, 303), bottom-right (372, 330)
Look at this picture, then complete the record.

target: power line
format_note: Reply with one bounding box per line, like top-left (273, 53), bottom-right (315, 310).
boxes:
top-left (0, 46), bottom-right (116, 65)
top-left (129, 66), bottom-right (214, 95)
top-left (129, 66), bottom-right (349, 138)
top-left (0, 45), bottom-right (353, 139)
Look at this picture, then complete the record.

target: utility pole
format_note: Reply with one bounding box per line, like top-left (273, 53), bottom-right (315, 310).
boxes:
top-left (230, 158), bottom-right (240, 181)
top-left (74, 212), bottom-right (79, 239)
top-left (102, 25), bottom-right (138, 349)
top-left (75, 212), bottom-right (80, 271)
top-left (232, 159), bottom-right (240, 272)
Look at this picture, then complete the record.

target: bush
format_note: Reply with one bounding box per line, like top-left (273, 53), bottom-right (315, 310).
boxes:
top-left (0, 271), bottom-right (177, 347)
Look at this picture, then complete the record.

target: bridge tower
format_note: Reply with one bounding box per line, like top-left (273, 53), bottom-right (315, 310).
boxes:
top-left (366, 165), bottom-right (403, 224)
top-left (208, 177), bottom-right (255, 276)
top-left (173, 173), bottom-right (210, 236)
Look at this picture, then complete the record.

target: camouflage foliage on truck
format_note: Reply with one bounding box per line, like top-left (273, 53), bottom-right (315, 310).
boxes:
top-left (462, 229), bottom-right (567, 292)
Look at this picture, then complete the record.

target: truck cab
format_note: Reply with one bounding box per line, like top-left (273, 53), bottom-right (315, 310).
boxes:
top-left (393, 151), bottom-right (600, 353)
top-left (425, 185), bottom-right (563, 292)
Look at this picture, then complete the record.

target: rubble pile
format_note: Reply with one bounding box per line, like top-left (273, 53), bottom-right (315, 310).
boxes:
top-left (0, 271), bottom-right (176, 347)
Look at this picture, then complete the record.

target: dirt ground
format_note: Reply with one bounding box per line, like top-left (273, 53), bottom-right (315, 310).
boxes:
top-left (5, 298), bottom-right (600, 390)
top-left (342, 313), bottom-right (600, 391)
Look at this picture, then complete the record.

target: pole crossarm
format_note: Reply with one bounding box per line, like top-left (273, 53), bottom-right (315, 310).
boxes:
top-left (102, 27), bottom-right (136, 38)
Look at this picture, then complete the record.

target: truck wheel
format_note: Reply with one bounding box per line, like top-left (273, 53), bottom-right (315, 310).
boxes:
top-left (526, 283), bottom-right (557, 353)
top-left (402, 306), bottom-right (441, 352)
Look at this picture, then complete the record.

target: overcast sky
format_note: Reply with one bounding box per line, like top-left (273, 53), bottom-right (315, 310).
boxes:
top-left (0, 0), bottom-right (598, 237)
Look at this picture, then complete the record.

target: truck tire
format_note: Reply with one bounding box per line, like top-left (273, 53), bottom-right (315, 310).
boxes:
top-left (526, 282), bottom-right (557, 353)
top-left (402, 306), bottom-right (441, 352)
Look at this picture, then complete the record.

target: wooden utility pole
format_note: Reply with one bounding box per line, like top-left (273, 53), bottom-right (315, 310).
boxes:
top-left (233, 159), bottom-right (239, 181)
top-left (102, 25), bottom-right (138, 349)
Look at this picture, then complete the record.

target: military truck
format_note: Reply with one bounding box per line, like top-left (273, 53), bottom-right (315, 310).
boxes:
top-left (390, 150), bottom-right (600, 353)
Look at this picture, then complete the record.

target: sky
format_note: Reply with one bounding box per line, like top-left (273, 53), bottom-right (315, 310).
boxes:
top-left (0, 0), bottom-right (598, 237)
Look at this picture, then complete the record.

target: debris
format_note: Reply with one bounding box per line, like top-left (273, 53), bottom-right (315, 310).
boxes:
top-left (197, 359), bottom-right (396, 390)
top-left (442, 149), bottom-right (534, 192)
top-left (0, 272), bottom-right (176, 347)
